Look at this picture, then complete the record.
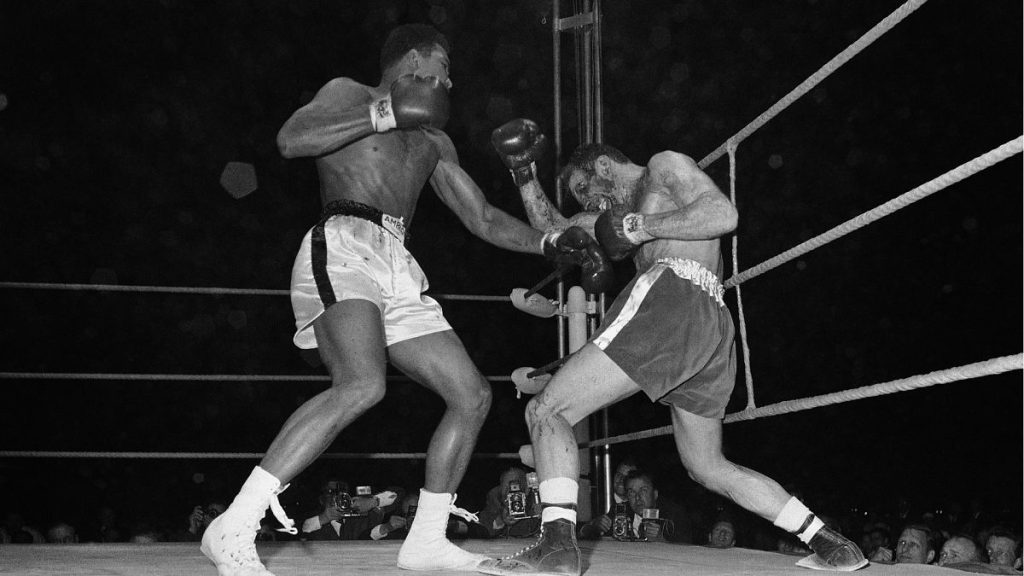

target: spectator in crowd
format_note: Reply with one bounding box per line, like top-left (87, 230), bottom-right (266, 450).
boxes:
top-left (621, 469), bottom-right (694, 544)
top-left (862, 523), bottom-right (893, 561)
top-left (45, 522), bottom-right (78, 544)
top-left (130, 530), bottom-right (163, 543)
top-left (707, 518), bottom-right (737, 549)
top-left (894, 523), bottom-right (942, 564)
top-left (938, 534), bottom-right (984, 566)
top-left (475, 467), bottom-right (540, 539)
top-left (81, 505), bottom-right (125, 543)
top-left (578, 459), bottom-right (638, 540)
top-left (168, 500), bottom-right (227, 542)
top-left (985, 528), bottom-right (1022, 570)
top-left (368, 492), bottom-right (423, 541)
top-left (2, 512), bottom-right (44, 543)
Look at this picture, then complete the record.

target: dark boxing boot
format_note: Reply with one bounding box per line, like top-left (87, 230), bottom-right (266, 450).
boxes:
top-left (477, 518), bottom-right (581, 576)
top-left (807, 524), bottom-right (869, 571)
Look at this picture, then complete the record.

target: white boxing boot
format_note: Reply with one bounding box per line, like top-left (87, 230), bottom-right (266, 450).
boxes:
top-left (397, 489), bottom-right (489, 571)
top-left (201, 467), bottom-right (297, 576)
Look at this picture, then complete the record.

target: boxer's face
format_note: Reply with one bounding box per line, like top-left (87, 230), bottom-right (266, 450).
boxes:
top-left (412, 45), bottom-right (452, 90)
top-left (568, 169), bottom-right (615, 212)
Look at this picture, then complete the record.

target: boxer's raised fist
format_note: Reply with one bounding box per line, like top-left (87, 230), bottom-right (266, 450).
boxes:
top-left (491, 118), bottom-right (547, 186)
top-left (370, 74), bottom-right (449, 132)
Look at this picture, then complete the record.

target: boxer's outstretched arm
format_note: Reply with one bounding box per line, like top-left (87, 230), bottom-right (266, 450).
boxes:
top-left (429, 138), bottom-right (545, 255)
top-left (276, 78), bottom-right (377, 158)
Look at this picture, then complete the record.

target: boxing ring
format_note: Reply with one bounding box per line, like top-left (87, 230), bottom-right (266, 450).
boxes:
top-left (1, 0), bottom-right (1021, 575)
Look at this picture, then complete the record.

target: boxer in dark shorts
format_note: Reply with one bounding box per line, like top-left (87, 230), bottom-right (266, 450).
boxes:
top-left (593, 257), bottom-right (735, 419)
top-left (477, 125), bottom-right (867, 576)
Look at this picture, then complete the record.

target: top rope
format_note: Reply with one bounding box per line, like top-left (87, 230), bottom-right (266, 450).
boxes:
top-left (698, 0), bottom-right (929, 169)
top-left (724, 137), bottom-right (1023, 289)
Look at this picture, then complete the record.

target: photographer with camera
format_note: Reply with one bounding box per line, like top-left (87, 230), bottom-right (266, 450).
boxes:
top-left (301, 477), bottom-right (402, 540)
top-left (474, 467), bottom-right (541, 539)
top-left (168, 500), bottom-right (227, 542)
top-left (579, 458), bottom-right (638, 540)
top-left (617, 469), bottom-right (695, 544)
top-left (366, 491), bottom-right (419, 540)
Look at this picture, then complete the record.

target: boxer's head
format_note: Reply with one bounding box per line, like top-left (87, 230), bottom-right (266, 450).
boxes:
top-left (380, 24), bottom-right (452, 89)
top-left (561, 143), bottom-right (632, 212)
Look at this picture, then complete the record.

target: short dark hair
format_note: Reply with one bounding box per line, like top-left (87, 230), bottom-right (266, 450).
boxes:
top-left (380, 24), bottom-right (450, 72)
top-left (558, 143), bottom-right (631, 198)
top-left (622, 469), bottom-right (656, 489)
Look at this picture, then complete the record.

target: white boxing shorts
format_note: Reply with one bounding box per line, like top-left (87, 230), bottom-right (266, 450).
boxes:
top-left (290, 199), bottom-right (451, 349)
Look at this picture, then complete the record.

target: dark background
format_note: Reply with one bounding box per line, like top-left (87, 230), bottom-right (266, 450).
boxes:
top-left (0, 0), bottom-right (1020, 537)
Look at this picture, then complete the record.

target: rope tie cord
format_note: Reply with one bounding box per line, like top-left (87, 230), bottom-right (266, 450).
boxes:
top-left (727, 141), bottom-right (757, 410)
top-left (698, 0), bottom-right (929, 169)
top-left (581, 353), bottom-right (1022, 449)
top-left (724, 136), bottom-right (1023, 289)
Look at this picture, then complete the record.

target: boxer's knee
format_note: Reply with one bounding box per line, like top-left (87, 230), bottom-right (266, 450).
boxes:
top-left (328, 374), bottom-right (386, 413)
top-left (525, 392), bottom-right (565, 430)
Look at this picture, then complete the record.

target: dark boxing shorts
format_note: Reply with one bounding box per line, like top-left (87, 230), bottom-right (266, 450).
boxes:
top-left (591, 258), bottom-right (736, 419)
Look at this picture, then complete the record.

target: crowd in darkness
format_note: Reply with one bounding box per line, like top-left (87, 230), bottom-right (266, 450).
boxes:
top-left (2, 457), bottom-right (1020, 574)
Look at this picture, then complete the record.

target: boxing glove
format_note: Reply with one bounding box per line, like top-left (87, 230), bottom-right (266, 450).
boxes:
top-left (594, 204), bottom-right (654, 261)
top-left (491, 118), bottom-right (548, 186)
top-left (542, 227), bottom-right (614, 294)
top-left (370, 74), bottom-right (449, 132)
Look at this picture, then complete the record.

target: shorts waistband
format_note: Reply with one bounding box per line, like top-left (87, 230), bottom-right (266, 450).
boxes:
top-left (655, 258), bottom-right (725, 307)
top-left (319, 199), bottom-right (406, 241)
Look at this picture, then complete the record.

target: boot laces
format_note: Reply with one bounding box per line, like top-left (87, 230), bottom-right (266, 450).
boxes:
top-left (502, 523), bottom-right (546, 560)
top-left (448, 493), bottom-right (480, 524)
top-left (221, 509), bottom-right (264, 567)
top-left (269, 483), bottom-right (297, 535)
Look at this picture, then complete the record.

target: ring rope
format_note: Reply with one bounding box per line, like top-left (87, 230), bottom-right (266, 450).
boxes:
top-left (724, 136), bottom-right (1023, 289)
top-left (0, 281), bottom-right (508, 302)
top-left (698, 0), bottom-right (929, 170)
top-left (581, 353), bottom-right (1022, 449)
top-left (0, 372), bottom-right (511, 383)
top-left (727, 140), bottom-right (757, 410)
top-left (0, 451), bottom-right (521, 460)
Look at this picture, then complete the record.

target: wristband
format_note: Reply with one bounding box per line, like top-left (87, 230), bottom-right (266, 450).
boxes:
top-left (510, 163), bottom-right (537, 187)
top-left (621, 213), bottom-right (652, 243)
top-left (540, 231), bottom-right (561, 252)
top-left (369, 96), bottom-right (396, 132)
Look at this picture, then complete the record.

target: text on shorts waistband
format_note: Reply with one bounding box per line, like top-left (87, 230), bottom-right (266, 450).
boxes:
top-left (319, 199), bottom-right (406, 241)
top-left (656, 258), bottom-right (725, 307)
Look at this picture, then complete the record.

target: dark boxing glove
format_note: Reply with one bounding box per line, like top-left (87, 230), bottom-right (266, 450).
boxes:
top-left (542, 227), bottom-right (614, 294)
top-left (491, 118), bottom-right (548, 186)
top-left (594, 204), bottom-right (654, 261)
top-left (579, 242), bottom-right (614, 294)
top-left (370, 74), bottom-right (450, 132)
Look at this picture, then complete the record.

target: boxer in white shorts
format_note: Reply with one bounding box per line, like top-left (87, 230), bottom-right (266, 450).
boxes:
top-left (291, 200), bottom-right (450, 349)
top-left (200, 26), bottom-right (609, 576)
